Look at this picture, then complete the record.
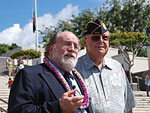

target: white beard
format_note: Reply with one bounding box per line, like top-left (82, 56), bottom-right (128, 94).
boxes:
top-left (52, 45), bottom-right (77, 72)
top-left (61, 55), bottom-right (77, 72)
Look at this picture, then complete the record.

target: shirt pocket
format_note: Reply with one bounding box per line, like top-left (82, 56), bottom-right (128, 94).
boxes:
top-left (109, 73), bottom-right (124, 102)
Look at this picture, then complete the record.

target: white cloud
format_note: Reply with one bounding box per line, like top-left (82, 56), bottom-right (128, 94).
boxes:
top-left (55, 4), bottom-right (78, 20)
top-left (0, 24), bottom-right (22, 45)
top-left (0, 4), bottom-right (79, 48)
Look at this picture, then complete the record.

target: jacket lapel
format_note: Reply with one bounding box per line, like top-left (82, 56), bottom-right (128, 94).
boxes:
top-left (39, 64), bottom-right (65, 100)
top-left (39, 64), bottom-right (94, 113)
top-left (74, 75), bottom-right (84, 94)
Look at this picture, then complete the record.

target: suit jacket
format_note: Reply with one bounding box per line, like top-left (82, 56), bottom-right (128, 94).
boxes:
top-left (8, 63), bottom-right (93, 113)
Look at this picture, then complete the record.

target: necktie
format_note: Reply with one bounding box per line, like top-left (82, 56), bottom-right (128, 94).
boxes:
top-left (64, 72), bottom-right (73, 89)
top-left (64, 72), bottom-right (85, 113)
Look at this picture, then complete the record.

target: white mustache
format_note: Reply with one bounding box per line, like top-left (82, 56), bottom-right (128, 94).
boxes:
top-left (64, 52), bottom-right (76, 58)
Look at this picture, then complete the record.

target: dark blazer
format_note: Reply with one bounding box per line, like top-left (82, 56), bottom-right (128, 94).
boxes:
top-left (8, 63), bottom-right (93, 113)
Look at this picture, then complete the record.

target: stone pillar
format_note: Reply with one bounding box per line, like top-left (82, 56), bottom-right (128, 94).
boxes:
top-left (0, 57), bottom-right (7, 75)
top-left (146, 46), bottom-right (150, 69)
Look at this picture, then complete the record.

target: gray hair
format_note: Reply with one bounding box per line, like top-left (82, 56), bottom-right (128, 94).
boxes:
top-left (45, 30), bottom-right (80, 57)
top-left (45, 31), bottom-right (62, 57)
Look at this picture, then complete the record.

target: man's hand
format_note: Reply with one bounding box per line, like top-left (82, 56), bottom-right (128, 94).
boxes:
top-left (59, 89), bottom-right (84, 113)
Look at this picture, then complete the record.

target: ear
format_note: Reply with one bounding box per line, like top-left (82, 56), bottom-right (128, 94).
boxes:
top-left (48, 45), bottom-right (54, 57)
top-left (82, 37), bottom-right (87, 47)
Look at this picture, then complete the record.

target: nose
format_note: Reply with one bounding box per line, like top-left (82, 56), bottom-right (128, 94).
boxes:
top-left (68, 43), bottom-right (78, 53)
top-left (71, 43), bottom-right (75, 50)
top-left (68, 43), bottom-right (75, 51)
top-left (99, 36), bottom-right (104, 42)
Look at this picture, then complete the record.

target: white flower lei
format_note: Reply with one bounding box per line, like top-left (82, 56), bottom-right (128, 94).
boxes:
top-left (44, 58), bottom-right (89, 108)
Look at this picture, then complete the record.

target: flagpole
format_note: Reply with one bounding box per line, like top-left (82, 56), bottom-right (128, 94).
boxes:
top-left (34, 0), bottom-right (38, 51)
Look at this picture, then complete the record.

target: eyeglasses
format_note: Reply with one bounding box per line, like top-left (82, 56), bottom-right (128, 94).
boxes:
top-left (91, 35), bottom-right (110, 41)
top-left (56, 40), bottom-right (80, 51)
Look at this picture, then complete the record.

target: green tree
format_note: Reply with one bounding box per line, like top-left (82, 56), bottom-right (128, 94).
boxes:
top-left (95, 0), bottom-right (150, 84)
top-left (0, 44), bottom-right (9, 55)
top-left (40, 26), bottom-right (59, 47)
top-left (41, 0), bottom-right (150, 48)
top-left (9, 43), bottom-right (19, 50)
top-left (70, 9), bottom-right (94, 39)
top-left (110, 32), bottom-right (146, 84)
top-left (10, 49), bottom-right (41, 66)
top-left (40, 0), bottom-right (149, 77)
top-left (137, 48), bottom-right (147, 57)
top-left (40, 9), bottom-right (94, 48)
top-left (99, 0), bottom-right (150, 36)
top-left (0, 43), bottom-right (19, 55)
top-left (10, 49), bottom-right (41, 59)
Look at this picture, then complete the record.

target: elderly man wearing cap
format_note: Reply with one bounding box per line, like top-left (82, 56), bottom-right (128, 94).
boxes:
top-left (76, 19), bottom-right (137, 113)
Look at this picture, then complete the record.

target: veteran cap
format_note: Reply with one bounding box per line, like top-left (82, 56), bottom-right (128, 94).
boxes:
top-left (83, 19), bottom-right (108, 36)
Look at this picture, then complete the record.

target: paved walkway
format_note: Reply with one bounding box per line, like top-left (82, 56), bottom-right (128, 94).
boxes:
top-left (0, 74), bottom-right (10, 113)
top-left (0, 75), bottom-right (9, 89)
top-left (133, 91), bottom-right (150, 113)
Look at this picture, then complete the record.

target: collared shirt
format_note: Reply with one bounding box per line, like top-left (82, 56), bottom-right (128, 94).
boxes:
top-left (145, 74), bottom-right (150, 86)
top-left (76, 54), bottom-right (137, 113)
top-left (49, 59), bottom-right (65, 75)
top-left (49, 59), bottom-right (81, 94)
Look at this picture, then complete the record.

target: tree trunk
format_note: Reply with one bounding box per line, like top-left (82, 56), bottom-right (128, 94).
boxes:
top-left (129, 67), bottom-right (133, 88)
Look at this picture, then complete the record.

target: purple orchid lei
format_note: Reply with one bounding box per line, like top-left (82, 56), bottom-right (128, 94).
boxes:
top-left (44, 57), bottom-right (89, 109)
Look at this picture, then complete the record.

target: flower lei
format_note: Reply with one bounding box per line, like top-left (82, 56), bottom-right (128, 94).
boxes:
top-left (44, 58), bottom-right (89, 109)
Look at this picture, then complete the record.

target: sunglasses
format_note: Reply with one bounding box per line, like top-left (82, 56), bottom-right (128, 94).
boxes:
top-left (91, 35), bottom-right (110, 41)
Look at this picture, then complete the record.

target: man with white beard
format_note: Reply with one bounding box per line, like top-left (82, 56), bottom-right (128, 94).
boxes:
top-left (8, 31), bottom-right (94, 113)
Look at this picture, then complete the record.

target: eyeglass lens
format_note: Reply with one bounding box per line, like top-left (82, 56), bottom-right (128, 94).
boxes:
top-left (91, 36), bottom-right (110, 41)
top-left (56, 41), bottom-right (79, 51)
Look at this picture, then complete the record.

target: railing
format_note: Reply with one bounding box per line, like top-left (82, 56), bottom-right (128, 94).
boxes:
top-left (0, 106), bottom-right (7, 113)
top-left (0, 98), bottom-right (8, 113)
top-left (0, 98), bottom-right (8, 104)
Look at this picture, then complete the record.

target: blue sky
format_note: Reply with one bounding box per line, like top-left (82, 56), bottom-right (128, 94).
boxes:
top-left (0, 0), bottom-right (106, 47)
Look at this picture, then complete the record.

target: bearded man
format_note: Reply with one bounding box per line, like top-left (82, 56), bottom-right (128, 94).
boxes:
top-left (8, 31), bottom-right (93, 113)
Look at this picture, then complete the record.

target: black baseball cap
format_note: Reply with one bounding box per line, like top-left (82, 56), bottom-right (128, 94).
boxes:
top-left (83, 19), bottom-right (108, 36)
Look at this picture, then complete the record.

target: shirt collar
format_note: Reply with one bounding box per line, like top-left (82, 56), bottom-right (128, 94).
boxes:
top-left (49, 59), bottom-right (65, 75)
top-left (84, 54), bottom-right (112, 70)
top-left (103, 57), bottom-right (112, 70)
top-left (83, 54), bottom-right (96, 70)
top-left (48, 58), bottom-right (73, 76)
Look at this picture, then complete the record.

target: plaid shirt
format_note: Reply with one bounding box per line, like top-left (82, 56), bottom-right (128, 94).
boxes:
top-left (76, 54), bottom-right (137, 113)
